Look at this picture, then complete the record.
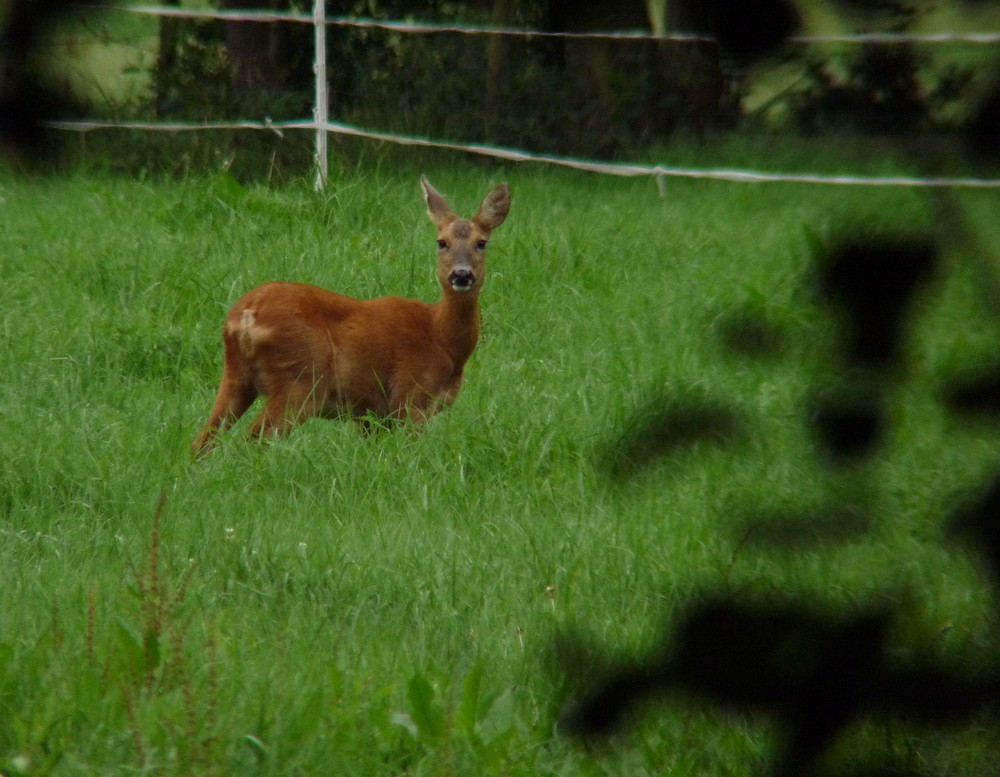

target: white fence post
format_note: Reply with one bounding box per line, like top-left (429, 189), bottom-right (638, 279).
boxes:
top-left (313, 0), bottom-right (329, 191)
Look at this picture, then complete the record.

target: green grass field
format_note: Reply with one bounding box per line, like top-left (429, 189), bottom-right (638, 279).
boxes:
top-left (1, 157), bottom-right (999, 776)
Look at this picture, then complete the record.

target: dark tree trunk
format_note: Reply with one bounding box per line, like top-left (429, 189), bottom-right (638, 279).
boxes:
top-left (542, 0), bottom-right (733, 143)
top-left (662, 2), bottom-right (730, 135)
top-left (484, 0), bottom-right (512, 139)
top-left (220, 0), bottom-right (305, 93)
top-left (154, 0), bottom-right (181, 116)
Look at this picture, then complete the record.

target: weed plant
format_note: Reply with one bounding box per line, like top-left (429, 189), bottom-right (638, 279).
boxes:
top-left (0, 158), bottom-right (998, 775)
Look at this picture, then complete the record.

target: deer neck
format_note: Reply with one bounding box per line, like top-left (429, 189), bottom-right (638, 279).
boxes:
top-left (433, 288), bottom-right (481, 368)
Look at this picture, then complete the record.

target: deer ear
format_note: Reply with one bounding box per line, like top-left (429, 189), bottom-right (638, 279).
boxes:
top-left (421, 175), bottom-right (455, 228)
top-left (474, 183), bottom-right (510, 232)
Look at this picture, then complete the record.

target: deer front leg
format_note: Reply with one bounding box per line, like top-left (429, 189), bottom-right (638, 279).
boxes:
top-left (389, 365), bottom-right (460, 425)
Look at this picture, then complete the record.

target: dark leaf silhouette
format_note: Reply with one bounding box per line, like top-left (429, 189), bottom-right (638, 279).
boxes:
top-left (603, 395), bottom-right (745, 480)
top-left (676, 0), bottom-right (801, 62)
top-left (966, 78), bottom-right (1000, 166)
top-left (714, 310), bottom-right (790, 360)
top-left (809, 391), bottom-right (886, 462)
top-left (817, 237), bottom-right (938, 371)
top-left (740, 509), bottom-right (873, 550)
top-left (944, 364), bottom-right (1000, 418)
top-left (950, 472), bottom-right (1000, 598)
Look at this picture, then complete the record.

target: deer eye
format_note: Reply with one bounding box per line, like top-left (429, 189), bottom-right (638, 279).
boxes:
top-left (476, 240), bottom-right (487, 250)
top-left (437, 239), bottom-right (448, 250)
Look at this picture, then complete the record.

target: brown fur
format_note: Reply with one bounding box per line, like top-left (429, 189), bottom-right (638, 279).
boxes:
top-left (191, 176), bottom-right (510, 456)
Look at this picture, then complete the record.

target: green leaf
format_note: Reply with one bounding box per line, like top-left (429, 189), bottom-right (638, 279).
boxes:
top-left (243, 734), bottom-right (268, 766)
top-left (456, 662), bottom-right (483, 740)
top-left (113, 619), bottom-right (145, 680)
top-left (209, 172), bottom-right (246, 205)
top-left (478, 687), bottom-right (516, 745)
top-left (406, 673), bottom-right (443, 743)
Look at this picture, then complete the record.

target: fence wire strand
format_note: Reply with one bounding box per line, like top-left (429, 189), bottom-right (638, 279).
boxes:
top-left (53, 5), bottom-right (1000, 188)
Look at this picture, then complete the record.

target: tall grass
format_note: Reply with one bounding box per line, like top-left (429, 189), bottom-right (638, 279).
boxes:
top-left (1, 158), bottom-right (999, 775)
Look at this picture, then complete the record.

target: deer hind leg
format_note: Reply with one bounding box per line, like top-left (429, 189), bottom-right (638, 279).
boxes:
top-left (245, 377), bottom-right (323, 442)
top-left (192, 368), bottom-right (258, 457)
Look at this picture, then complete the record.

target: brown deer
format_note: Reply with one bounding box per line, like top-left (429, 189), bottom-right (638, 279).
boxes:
top-left (191, 176), bottom-right (511, 456)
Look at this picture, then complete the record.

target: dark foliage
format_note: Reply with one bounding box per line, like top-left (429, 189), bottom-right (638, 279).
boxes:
top-left (809, 390), bottom-right (885, 463)
top-left (602, 393), bottom-right (745, 480)
top-left (563, 593), bottom-right (1000, 774)
top-left (788, 43), bottom-right (975, 134)
top-left (740, 508), bottom-right (873, 550)
top-left (712, 309), bottom-right (791, 360)
top-left (566, 29), bottom-right (1000, 769)
top-left (966, 78), bottom-right (1000, 166)
top-left (945, 364), bottom-right (1000, 418)
top-left (0, 0), bottom-right (100, 159)
top-left (817, 236), bottom-right (938, 371)
top-left (566, 217), bottom-right (998, 776)
top-left (951, 475), bottom-right (1000, 600)
top-left (677, 0), bottom-right (801, 62)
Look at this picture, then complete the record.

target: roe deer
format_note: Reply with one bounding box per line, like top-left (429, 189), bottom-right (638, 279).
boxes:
top-left (191, 176), bottom-right (511, 456)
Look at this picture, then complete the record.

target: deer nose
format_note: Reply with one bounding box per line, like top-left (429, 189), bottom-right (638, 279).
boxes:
top-left (449, 268), bottom-right (476, 291)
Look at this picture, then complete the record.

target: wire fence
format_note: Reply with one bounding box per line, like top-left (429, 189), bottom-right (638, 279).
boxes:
top-left (50, 3), bottom-right (1000, 190)
top-left (118, 5), bottom-right (1000, 44)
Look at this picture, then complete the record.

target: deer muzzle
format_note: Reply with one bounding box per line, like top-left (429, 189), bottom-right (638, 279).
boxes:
top-left (449, 268), bottom-right (476, 291)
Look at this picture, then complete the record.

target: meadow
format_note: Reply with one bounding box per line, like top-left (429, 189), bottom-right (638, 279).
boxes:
top-left (1, 154), bottom-right (999, 776)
